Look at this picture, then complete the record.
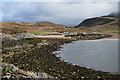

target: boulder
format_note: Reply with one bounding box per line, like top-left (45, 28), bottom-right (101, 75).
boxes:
top-left (1, 33), bottom-right (16, 42)
top-left (16, 33), bottom-right (36, 40)
top-left (2, 63), bottom-right (55, 79)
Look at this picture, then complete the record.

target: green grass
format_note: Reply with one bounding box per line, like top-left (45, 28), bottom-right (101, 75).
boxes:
top-left (29, 32), bottom-right (58, 34)
top-left (11, 35), bottom-right (17, 38)
top-left (78, 32), bottom-right (82, 34)
top-left (95, 32), bottom-right (101, 34)
top-left (111, 31), bottom-right (120, 33)
top-left (79, 26), bottom-right (87, 29)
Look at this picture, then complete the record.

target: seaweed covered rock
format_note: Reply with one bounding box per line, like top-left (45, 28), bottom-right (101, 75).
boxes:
top-left (2, 38), bottom-right (120, 80)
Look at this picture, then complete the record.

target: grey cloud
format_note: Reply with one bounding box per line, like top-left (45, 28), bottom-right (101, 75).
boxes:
top-left (2, 2), bottom-right (118, 26)
top-left (7, 0), bottom-right (120, 2)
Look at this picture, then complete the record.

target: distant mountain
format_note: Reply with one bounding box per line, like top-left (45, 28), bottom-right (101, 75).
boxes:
top-left (75, 12), bottom-right (119, 28)
top-left (34, 21), bottom-right (65, 28)
top-left (75, 17), bottom-right (116, 28)
top-left (102, 12), bottom-right (119, 17)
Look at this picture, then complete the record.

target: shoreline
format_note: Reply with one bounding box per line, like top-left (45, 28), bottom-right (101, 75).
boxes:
top-left (2, 36), bottom-right (120, 79)
top-left (80, 38), bottom-right (119, 41)
top-left (56, 39), bottom-right (119, 74)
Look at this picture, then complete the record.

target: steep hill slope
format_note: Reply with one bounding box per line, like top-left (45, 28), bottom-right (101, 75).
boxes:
top-left (102, 12), bottom-right (119, 17)
top-left (75, 17), bottom-right (117, 28)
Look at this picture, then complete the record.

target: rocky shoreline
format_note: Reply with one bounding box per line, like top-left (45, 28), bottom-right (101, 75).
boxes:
top-left (65, 33), bottom-right (112, 40)
top-left (2, 63), bottom-right (55, 79)
top-left (1, 35), bottom-right (120, 79)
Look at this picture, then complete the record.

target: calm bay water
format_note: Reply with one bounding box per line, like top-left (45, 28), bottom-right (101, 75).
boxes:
top-left (56, 39), bottom-right (119, 73)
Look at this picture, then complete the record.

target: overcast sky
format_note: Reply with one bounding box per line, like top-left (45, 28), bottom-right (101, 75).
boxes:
top-left (1, 0), bottom-right (119, 26)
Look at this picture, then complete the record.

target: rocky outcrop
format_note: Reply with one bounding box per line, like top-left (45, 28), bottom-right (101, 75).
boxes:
top-left (16, 33), bottom-right (36, 40)
top-left (1, 33), bottom-right (16, 42)
top-left (2, 63), bottom-right (55, 79)
top-left (1, 33), bottom-right (37, 43)
top-left (65, 33), bottom-right (112, 40)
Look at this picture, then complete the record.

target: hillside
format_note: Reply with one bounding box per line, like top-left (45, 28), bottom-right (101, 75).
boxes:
top-left (102, 12), bottom-right (118, 17)
top-left (1, 22), bottom-right (30, 34)
top-left (34, 21), bottom-right (65, 28)
top-left (1, 21), bottom-right (93, 34)
top-left (75, 17), bottom-right (117, 28)
top-left (74, 14), bottom-right (119, 38)
top-left (1, 21), bottom-right (66, 34)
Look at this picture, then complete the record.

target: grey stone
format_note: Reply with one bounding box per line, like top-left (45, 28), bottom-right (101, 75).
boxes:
top-left (16, 33), bottom-right (36, 40)
top-left (2, 33), bottom-right (17, 42)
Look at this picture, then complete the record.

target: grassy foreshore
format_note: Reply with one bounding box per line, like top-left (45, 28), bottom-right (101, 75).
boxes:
top-left (2, 37), bottom-right (120, 79)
